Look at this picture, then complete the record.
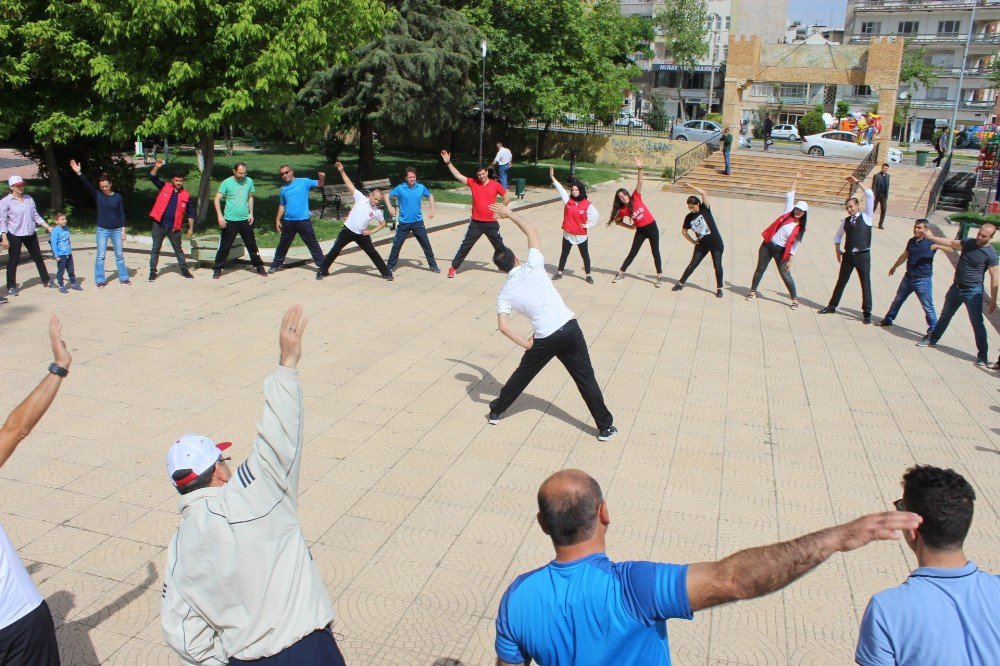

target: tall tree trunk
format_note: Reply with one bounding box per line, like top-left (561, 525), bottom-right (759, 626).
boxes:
top-left (42, 143), bottom-right (63, 212)
top-left (358, 115), bottom-right (375, 181)
top-left (195, 134), bottom-right (215, 226)
top-left (674, 85), bottom-right (686, 122)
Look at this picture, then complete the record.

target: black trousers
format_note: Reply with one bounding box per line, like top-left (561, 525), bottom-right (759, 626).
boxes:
top-left (214, 220), bottom-right (264, 270)
top-left (828, 250), bottom-right (872, 315)
top-left (557, 238), bottom-right (591, 273)
top-left (0, 600), bottom-right (60, 666)
top-left (56, 255), bottom-right (76, 285)
top-left (150, 223), bottom-right (189, 272)
top-left (873, 194), bottom-right (888, 227)
top-left (451, 220), bottom-right (504, 270)
top-left (750, 241), bottom-right (797, 298)
top-left (620, 222), bottom-right (662, 274)
top-left (489, 319), bottom-right (613, 431)
top-left (5, 233), bottom-right (50, 289)
top-left (319, 227), bottom-right (390, 277)
top-left (932, 147), bottom-right (945, 166)
top-left (229, 627), bottom-right (346, 666)
top-left (679, 245), bottom-right (724, 288)
top-left (271, 219), bottom-right (325, 268)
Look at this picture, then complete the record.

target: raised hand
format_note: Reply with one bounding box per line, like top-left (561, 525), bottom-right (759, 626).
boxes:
top-left (489, 203), bottom-right (512, 219)
top-left (834, 511), bottom-right (921, 552)
top-left (440, 150), bottom-right (451, 164)
top-left (69, 159), bottom-right (82, 175)
top-left (278, 305), bottom-right (309, 369)
top-left (549, 167), bottom-right (555, 180)
top-left (49, 316), bottom-right (71, 369)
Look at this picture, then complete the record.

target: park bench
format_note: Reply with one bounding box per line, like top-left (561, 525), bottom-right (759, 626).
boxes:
top-left (142, 144), bottom-right (161, 165)
top-left (319, 184), bottom-right (352, 219)
top-left (362, 178), bottom-right (396, 230)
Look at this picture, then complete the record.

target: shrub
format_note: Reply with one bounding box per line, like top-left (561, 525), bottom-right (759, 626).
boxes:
top-left (798, 110), bottom-right (827, 139)
top-left (647, 96), bottom-right (669, 132)
top-left (704, 112), bottom-right (723, 124)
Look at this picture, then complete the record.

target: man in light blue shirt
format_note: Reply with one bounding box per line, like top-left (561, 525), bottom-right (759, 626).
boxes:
top-left (269, 165), bottom-right (326, 274)
top-left (497, 469), bottom-right (921, 666)
top-left (386, 167), bottom-right (439, 274)
top-left (856, 465), bottom-right (1000, 665)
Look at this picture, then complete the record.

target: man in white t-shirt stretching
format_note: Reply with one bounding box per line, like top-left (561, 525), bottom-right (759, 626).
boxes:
top-left (487, 203), bottom-right (616, 442)
top-left (317, 162), bottom-right (393, 281)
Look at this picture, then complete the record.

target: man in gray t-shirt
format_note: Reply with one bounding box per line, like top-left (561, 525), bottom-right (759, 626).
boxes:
top-left (917, 223), bottom-right (998, 366)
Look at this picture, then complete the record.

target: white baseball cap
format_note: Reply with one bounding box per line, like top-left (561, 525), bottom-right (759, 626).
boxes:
top-left (794, 201), bottom-right (809, 213)
top-left (7, 175), bottom-right (24, 187)
top-left (166, 434), bottom-right (232, 489)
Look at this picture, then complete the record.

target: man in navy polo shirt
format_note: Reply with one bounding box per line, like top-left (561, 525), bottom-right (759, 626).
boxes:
top-left (269, 165), bottom-right (326, 274)
top-left (875, 219), bottom-right (946, 338)
top-left (496, 469), bottom-right (921, 666)
top-left (856, 465), bottom-right (1000, 665)
top-left (386, 167), bottom-right (440, 274)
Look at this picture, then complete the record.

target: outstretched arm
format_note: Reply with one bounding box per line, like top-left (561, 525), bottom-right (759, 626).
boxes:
top-left (440, 150), bottom-right (468, 184)
top-left (634, 157), bottom-right (644, 194)
top-left (782, 172), bottom-right (803, 214)
top-left (550, 167), bottom-right (569, 204)
top-left (334, 162), bottom-right (354, 194)
top-left (685, 182), bottom-right (709, 208)
top-left (918, 227), bottom-right (962, 251)
top-left (686, 511), bottom-right (921, 612)
top-left (490, 203), bottom-right (539, 251)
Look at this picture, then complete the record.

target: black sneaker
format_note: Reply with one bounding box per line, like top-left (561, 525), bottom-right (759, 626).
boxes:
top-left (385, 272), bottom-right (394, 281)
top-left (976, 359), bottom-right (989, 368)
top-left (916, 338), bottom-right (935, 348)
top-left (256, 266), bottom-right (267, 276)
top-left (213, 269), bottom-right (222, 279)
top-left (148, 270), bottom-right (157, 282)
top-left (671, 283), bottom-right (683, 292)
top-left (58, 284), bottom-right (68, 294)
top-left (818, 306), bottom-right (837, 314)
top-left (181, 270), bottom-right (194, 279)
top-left (7, 287), bottom-right (18, 297)
top-left (0, 295), bottom-right (7, 304)
top-left (585, 275), bottom-right (594, 284)
top-left (44, 280), bottom-right (57, 288)
top-left (875, 320), bottom-right (893, 327)
top-left (315, 271), bottom-right (325, 281)
top-left (267, 265), bottom-right (280, 274)
top-left (487, 412), bottom-right (501, 425)
top-left (430, 266), bottom-right (442, 274)
top-left (863, 313), bottom-right (872, 325)
top-left (598, 425), bottom-right (618, 442)
top-left (715, 289), bottom-right (723, 298)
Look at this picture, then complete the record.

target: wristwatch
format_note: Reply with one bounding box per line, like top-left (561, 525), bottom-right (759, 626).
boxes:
top-left (48, 363), bottom-right (68, 377)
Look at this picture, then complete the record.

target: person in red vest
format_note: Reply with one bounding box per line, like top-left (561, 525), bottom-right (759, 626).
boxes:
top-left (550, 167), bottom-right (597, 284)
top-left (745, 172), bottom-right (808, 309)
top-left (147, 159), bottom-right (195, 281)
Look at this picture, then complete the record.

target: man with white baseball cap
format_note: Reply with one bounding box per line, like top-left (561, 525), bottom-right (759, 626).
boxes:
top-left (161, 305), bottom-right (346, 665)
top-left (0, 175), bottom-right (54, 297)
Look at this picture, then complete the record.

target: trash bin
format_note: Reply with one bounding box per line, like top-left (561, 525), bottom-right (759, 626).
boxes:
top-left (915, 149), bottom-right (928, 167)
top-left (513, 178), bottom-right (526, 199)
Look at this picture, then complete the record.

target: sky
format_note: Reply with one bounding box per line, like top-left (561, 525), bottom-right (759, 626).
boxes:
top-left (787, 0), bottom-right (849, 28)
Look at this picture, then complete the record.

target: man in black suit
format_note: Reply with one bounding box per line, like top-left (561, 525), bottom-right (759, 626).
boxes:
top-left (872, 164), bottom-right (890, 230)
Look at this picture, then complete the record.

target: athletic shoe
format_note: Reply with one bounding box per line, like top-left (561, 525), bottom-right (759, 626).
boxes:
top-left (598, 425), bottom-right (618, 442)
top-left (58, 284), bottom-right (68, 294)
top-left (863, 314), bottom-right (872, 325)
top-left (585, 275), bottom-right (594, 284)
top-left (268, 265), bottom-right (280, 274)
top-left (7, 287), bottom-right (18, 297)
top-left (44, 280), bottom-right (57, 288)
top-left (430, 266), bottom-right (442, 274)
top-left (916, 338), bottom-right (936, 348)
top-left (121, 280), bottom-right (132, 286)
top-left (96, 281), bottom-right (106, 288)
top-left (976, 359), bottom-right (988, 368)
top-left (315, 272), bottom-right (325, 281)
top-left (181, 270), bottom-right (194, 279)
top-left (0, 295), bottom-right (7, 304)
top-left (818, 306), bottom-right (837, 314)
top-left (487, 412), bottom-right (501, 425)
top-left (611, 274), bottom-right (624, 283)
top-left (671, 283), bottom-right (683, 292)
top-left (256, 266), bottom-right (267, 276)
top-left (716, 289), bottom-right (723, 298)
top-left (213, 269), bottom-right (222, 279)
top-left (655, 277), bottom-right (662, 288)
top-left (552, 272), bottom-right (562, 280)
top-left (448, 266), bottom-right (457, 278)
top-left (70, 282), bottom-right (83, 291)
top-left (875, 320), bottom-right (893, 327)
top-left (148, 270), bottom-right (157, 282)
top-left (385, 272), bottom-right (394, 281)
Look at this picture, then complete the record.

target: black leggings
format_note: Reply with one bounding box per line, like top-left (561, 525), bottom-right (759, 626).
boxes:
top-left (750, 241), bottom-right (797, 298)
top-left (558, 238), bottom-right (591, 273)
top-left (679, 245), bottom-right (723, 288)
top-left (620, 222), bottom-right (662, 274)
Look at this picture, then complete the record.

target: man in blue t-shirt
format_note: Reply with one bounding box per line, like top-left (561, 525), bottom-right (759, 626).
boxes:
top-left (856, 465), bottom-right (1000, 665)
top-left (917, 223), bottom-right (998, 366)
top-left (496, 470), bottom-right (921, 666)
top-left (875, 219), bottom-right (948, 337)
top-left (386, 167), bottom-right (440, 274)
top-left (268, 165), bottom-right (326, 274)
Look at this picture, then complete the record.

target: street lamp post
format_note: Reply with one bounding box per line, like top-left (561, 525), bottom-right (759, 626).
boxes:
top-left (707, 14), bottom-right (721, 115)
top-left (479, 40), bottom-right (487, 165)
top-left (946, 0), bottom-right (977, 155)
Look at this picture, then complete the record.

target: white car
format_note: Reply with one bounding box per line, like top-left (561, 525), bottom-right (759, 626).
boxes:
top-left (671, 120), bottom-right (722, 147)
top-left (770, 124), bottom-right (799, 141)
top-left (613, 114), bottom-right (644, 128)
top-left (800, 131), bottom-right (903, 163)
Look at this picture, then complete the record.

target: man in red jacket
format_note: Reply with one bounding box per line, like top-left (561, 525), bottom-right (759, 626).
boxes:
top-left (148, 159), bottom-right (195, 281)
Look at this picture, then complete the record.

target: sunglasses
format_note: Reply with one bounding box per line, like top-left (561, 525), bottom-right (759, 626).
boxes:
top-left (893, 498), bottom-right (905, 511)
top-left (279, 170), bottom-right (292, 176)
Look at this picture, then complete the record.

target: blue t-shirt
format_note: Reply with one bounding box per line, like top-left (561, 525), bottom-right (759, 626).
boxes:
top-left (905, 236), bottom-right (936, 280)
top-left (389, 182), bottom-right (431, 223)
top-left (279, 178), bottom-right (318, 221)
top-left (496, 553), bottom-right (691, 666)
top-left (855, 561), bottom-right (1000, 666)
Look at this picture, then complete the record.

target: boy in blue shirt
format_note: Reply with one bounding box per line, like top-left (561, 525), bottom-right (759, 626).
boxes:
top-left (386, 167), bottom-right (439, 273)
top-left (875, 219), bottom-right (949, 338)
top-left (48, 212), bottom-right (82, 293)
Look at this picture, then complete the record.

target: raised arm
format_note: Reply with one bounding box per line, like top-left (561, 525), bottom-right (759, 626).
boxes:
top-left (782, 172), bottom-right (803, 214)
top-left (440, 150), bottom-right (468, 184)
top-left (686, 511), bottom-right (921, 612)
top-left (149, 159), bottom-right (166, 189)
top-left (685, 182), bottom-right (709, 208)
top-left (334, 163), bottom-right (353, 193)
top-left (918, 227), bottom-right (962, 251)
top-left (70, 160), bottom-right (99, 198)
top-left (316, 171), bottom-right (326, 188)
top-left (634, 157), bottom-right (644, 194)
top-left (550, 167), bottom-right (569, 204)
top-left (490, 203), bottom-right (539, 251)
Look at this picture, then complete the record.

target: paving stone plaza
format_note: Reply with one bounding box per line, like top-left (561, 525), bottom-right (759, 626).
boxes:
top-left (1, 182), bottom-right (997, 664)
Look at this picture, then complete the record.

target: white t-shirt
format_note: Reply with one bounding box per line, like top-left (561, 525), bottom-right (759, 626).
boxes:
top-left (772, 222), bottom-right (800, 255)
top-left (495, 147), bottom-right (513, 166)
top-left (496, 248), bottom-right (574, 338)
top-left (0, 523), bottom-right (43, 630)
top-left (345, 190), bottom-right (384, 234)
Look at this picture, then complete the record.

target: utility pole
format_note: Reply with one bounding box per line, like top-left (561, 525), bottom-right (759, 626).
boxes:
top-left (707, 13), bottom-right (721, 114)
top-left (946, 0), bottom-right (977, 155)
top-left (479, 40), bottom-right (487, 165)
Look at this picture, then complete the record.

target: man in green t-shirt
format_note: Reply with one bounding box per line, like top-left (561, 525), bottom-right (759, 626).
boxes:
top-left (721, 127), bottom-right (733, 175)
top-left (213, 162), bottom-right (266, 278)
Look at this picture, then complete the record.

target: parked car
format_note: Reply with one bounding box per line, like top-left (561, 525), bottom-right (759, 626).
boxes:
top-left (613, 113), bottom-right (645, 128)
top-left (800, 131), bottom-right (903, 164)
top-left (770, 124), bottom-right (800, 141)
top-left (671, 120), bottom-right (722, 147)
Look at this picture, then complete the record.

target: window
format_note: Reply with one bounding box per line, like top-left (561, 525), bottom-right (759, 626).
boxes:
top-left (897, 21), bottom-right (919, 35)
top-left (860, 21), bottom-right (881, 35)
top-left (938, 20), bottom-right (960, 35)
top-left (926, 87), bottom-right (949, 100)
top-left (853, 85), bottom-right (873, 96)
top-left (750, 84), bottom-right (772, 98)
top-left (779, 83), bottom-right (809, 99)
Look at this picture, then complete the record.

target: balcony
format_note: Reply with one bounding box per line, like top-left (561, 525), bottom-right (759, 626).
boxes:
top-left (907, 98), bottom-right (996, 109)
top-left (851, 0), bottom-right (1000, 13)
top-left (619, 0), bottom-right (660, 17)
top-left (934, 65), bottom-right (995, 76)
top-left (849, 32), bottom-right (1000, 44)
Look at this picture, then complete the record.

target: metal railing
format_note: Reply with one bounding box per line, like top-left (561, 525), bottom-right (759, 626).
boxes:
top-left (927, 154), bottom-right (953, 216)
top-left (852, 143), bottom-right (881, 185)
top-left (672, 136), bottom-right (718, 183)
top-left (849, 34), bottom-right (1000, 45)
top-left (852, 0), bottom-right (1000, 10)
top-left (524, 116), bottom-right (676, 139)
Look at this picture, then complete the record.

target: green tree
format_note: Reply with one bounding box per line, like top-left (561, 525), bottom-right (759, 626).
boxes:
top-left (797, 105), bottom-right (827, 138)
top-left (835, 100), bottom-right (850, 120)
top-left (646, 95), bottom-right (669, 131)
top-left (654, 0), bottom-right (709, 122)
top-left (898, 46), bottom-right (938, 143)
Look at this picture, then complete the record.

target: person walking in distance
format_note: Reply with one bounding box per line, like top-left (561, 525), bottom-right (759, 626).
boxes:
top-left (872, 163), bottom-right (890, 230)
top-left (268, 165), bottom-right (326, 274)
top-left (0, 316), bottom-right (72, 666)
top-left (0, 175), bottom-right (54, 298)
top-left (932, 127), bottom-right (948, 167)
top-left (915, 223), bottom-right (998, 367)
top-left (212, 162), bottom-right (266, 279)
top-left (69, 160), bottom-right (130, 287)
top-left (550, 167), bottom-right (597, 284)
top-left (746, 172), bottom-right (808, 309)
top-left (609, 158), bottom-right (664, 287)
top-left (490, 141), bottom-right (514, 190)
top-left (316, 162), bottom-right (393, 281)
top-left (721, 127), bottom-right (733, 175)
top-left (161, 306), bottom-right (348, 665)
top-left (673, 183), bottom-right (724, 298)
top-left (874, 219), bottom-right (948, 338)
top-left (818, 175), bottom-right (876, 324)
top-left (486, 203), bottom-right (617, 442)
top-left (440, 150), bottom-right (510, 278)
top-left (386, 167), bottom-right (440, 274)
top-left (147, 160), bottom-right (195, 281)
top-left (762, 115), bottom-right (774, 152)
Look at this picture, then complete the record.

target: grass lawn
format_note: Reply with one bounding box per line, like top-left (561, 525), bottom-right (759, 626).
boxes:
top-left (12, 146), bottom-right (621, 246)
top-left (948, 212), bottom-right (1000, 252)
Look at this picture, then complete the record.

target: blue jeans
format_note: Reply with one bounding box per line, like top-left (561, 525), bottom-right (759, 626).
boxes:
top-left (386, 221), bottom-right (438, 272)
top-left (498, 163), bottom-right (510, 189)
top-left (930, 284), bottom-right (988, 361)
top-left (95, 227), bottom-right (128, 283)
top-left (723, 151), bottom-right (731, 173)
top-left (883, 274), bottom-right (937, 334)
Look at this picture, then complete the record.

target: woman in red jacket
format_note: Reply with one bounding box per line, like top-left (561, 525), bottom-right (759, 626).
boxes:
top-left (608, 158), bottom-right (663, 287)
top-left (746, 172), bottom-right (808, 309)
top-left (551, 167), bottom-right (598, 283)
